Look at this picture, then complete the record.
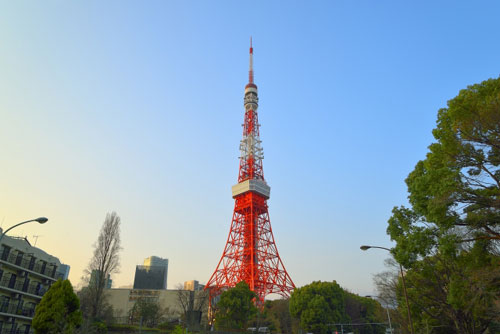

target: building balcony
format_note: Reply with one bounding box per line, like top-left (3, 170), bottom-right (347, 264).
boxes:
top-left (0, 301), bottom-right (35, 320)
top-left (0, 276), bottom-right (46, 299)
top-left (0, 328), bottom-right (33, 334)
top-left (0, 253), bottom-right (56, 282)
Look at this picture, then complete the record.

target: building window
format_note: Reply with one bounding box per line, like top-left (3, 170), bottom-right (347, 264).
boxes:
top-left (50, 265), bottom-right (57, 278)
top-left (15, 251), bottom-right (24, 266)
top-left (28, 256), bottom-right (36, 270)
top-left (8, 273), bottom-right (16, 289)
top-left (16, 299), bottom-right (23, 316)
top-left (0, 246), bottom-right (11, 261)
top-left (27, 302), bottom-right (36, 317)
top-left (0, 296), bottom-right (10, 313)
top-left (40, 261), bottom-right (47, 275)
top-left (35, 282), bottom-right (42, 295)
top-left (22, 278), bottom-right (30, 293)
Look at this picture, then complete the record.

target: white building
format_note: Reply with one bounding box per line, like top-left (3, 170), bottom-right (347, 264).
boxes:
top-left (0, 231), bottom-right (66, 333)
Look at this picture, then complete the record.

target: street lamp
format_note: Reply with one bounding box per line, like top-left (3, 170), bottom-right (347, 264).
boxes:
top-left (360, 245), bottom-right (414, 334)
top-left (0, 217), bottom-right (48, 245)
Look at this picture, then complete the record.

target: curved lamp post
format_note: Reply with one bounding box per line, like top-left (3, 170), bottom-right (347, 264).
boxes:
top-left (360, 245), bottom-right (414, 334)
top-left (0, 217), bottom-right (48, 245)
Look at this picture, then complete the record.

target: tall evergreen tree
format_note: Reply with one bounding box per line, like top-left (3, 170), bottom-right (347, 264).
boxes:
top-left (32, 279), bottom-right (82, 334)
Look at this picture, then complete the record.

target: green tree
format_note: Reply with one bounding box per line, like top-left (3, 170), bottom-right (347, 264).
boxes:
top-left (263, 299), bottom-right (295, 334)
top-left (215, 281), bottom-right (258, 330)
top-left (128, 297), bottom-right (165, 327)
top-left (400, 250), bottom-right (499, 334)
top-left (388, 77), bottom-right (500, 266)
top-left (32, 279), bottom-right (83, 334)
top-left (344, 292), bottom-right (385, 334)
top-left (386, 77), bottom-right (500, 333)
top-left (289, 281), bottom-right (348, 334)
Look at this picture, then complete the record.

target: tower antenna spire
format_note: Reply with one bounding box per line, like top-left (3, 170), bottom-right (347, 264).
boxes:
top-left (249, 36), bottom-right (254, 84)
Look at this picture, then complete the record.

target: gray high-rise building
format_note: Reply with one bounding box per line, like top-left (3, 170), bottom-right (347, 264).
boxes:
top-left (56, 264), bottom-right (71, 280)
top-left (90, 269), bottom-right (112, 289)
top-left (133, 256), bottom-right (168, 290)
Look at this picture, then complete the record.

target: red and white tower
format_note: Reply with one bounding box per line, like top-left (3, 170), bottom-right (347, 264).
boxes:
top-left (206, 39), bottom-right (295, 304)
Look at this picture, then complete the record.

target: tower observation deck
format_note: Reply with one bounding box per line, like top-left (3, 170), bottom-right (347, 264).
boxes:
top-left (205, 39), bottom-right (295, 305)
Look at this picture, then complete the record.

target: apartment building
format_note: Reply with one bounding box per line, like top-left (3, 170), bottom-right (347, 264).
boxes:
top-left (0, 233), bottom-right (65, 334)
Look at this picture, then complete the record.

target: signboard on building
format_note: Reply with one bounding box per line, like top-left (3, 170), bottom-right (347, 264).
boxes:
top-left (128, 289), bottom-right (160, 301)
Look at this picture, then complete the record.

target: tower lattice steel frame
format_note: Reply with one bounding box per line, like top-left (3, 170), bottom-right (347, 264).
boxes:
top-left (205, 39), bottom-right (295, 305)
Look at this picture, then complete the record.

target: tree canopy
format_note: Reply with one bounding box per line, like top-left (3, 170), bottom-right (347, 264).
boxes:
top-left (388, 78), bottom-right (500, 266)
top-left (386, 77), bottom-right (500, 333)
top-left (289, 281), bottom-right (347, 334)
top-left (262, 299), bottom-right (295, 334)
top-left (128, 297), bottom-right (165, 328)
top-left (290, 281), bottom-right (385, 334)
top-left (32, 279), bottom-right (82, 334)
top-left (404, 249), bottom-right (499, 333)
top-left (214, 281), bottom-right (258, 330)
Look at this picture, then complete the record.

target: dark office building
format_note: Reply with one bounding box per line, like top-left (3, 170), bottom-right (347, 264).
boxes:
top-left (133, 265), bottom-right (167, 290)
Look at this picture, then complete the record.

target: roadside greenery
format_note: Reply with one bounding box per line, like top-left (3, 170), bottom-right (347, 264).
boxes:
top-left (214, 281), bottom-right (258, 330)
top-left (128, 297), bottom-right (166, 328)
top-left (290, 281), bottom-right (384, 334)
top-left (386, 77), bottom-right (500, 333)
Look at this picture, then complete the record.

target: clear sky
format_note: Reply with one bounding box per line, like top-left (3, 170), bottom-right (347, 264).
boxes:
top-left (1, 1), bottom-right (499, 296)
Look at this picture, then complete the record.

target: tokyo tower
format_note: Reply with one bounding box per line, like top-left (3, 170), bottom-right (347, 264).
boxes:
top-left (205, 39), bottom-right (295, 304)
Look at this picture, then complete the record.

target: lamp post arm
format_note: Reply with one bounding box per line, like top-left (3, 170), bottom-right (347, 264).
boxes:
top-left (367, 245), bottom-right (392, 252)
top-left (0, 219), bottom-right (41, 245)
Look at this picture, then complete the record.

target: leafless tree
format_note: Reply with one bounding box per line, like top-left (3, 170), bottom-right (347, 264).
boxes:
top-left (175, 283), bottom-right (209, 327)
top-left (82, 212), bottom-right (122, 320)
top-left (373, 259), bottom-right (399, 309)
top-left (175, 284), bottom-right (190, 317)
top-left (373, 259), bottom-right (406, 333)
top-left (128, 297), bottom-right (170, 327)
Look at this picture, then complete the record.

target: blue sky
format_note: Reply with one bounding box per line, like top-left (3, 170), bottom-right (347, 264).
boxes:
top-left (1, 1), bottom-right (499, 296)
